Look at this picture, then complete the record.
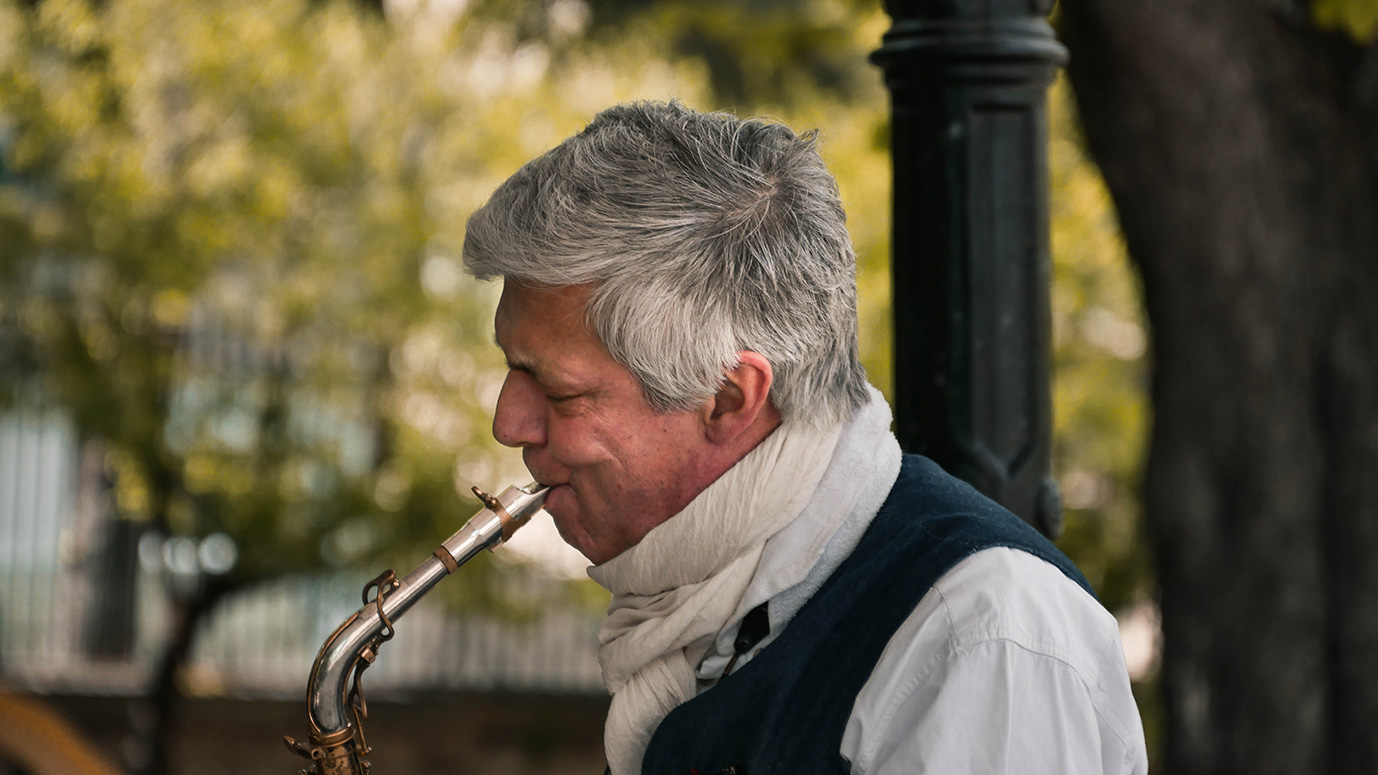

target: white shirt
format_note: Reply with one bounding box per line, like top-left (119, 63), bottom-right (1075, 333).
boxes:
top-left (695, 505), bottom-right (1148, 775)
top-left (840, 547), bottom-right (1148, 775)
top-left (675, 389), bottom-right (1145, 775)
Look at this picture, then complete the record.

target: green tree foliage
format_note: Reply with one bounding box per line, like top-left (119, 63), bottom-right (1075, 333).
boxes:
top-left (1044, 75), bottom-right (1159, 760)
top-left (1047, 78), bottom-right (1151, 616)
top-left (0, 0), bottom-right (708, 597)
top-left (0, 0), bottom-right (1150, 643)
top-left (0, 3), bottom-right (1155, 770)
top-left (1313, 0), bottom-right (1378, 42)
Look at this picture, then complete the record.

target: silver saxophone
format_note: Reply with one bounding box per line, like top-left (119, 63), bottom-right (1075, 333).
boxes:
top-left (285, 483), bottom-right (551, 775)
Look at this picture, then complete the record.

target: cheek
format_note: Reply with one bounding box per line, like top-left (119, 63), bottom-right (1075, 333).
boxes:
top-left (613, 422), bottom-right (695, 488)
top-left (543, 416), bottom-right (612, 468)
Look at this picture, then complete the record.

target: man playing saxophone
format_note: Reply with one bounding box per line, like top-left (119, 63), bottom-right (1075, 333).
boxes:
top-left (462, 101), bottom-right (1147, 775)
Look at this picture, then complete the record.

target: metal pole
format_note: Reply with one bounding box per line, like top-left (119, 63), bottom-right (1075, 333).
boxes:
top-left (871, 0), bottom-right (1065, 536)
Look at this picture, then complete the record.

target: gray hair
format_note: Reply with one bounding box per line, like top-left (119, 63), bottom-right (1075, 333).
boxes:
top-left (463, 100), bottom-right (868, 426)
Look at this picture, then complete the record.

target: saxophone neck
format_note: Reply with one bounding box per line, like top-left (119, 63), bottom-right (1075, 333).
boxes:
top-left (288, 482), bottom-right (550, 774)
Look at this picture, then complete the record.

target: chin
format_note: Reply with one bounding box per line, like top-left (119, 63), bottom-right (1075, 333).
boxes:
top-left (544, 488), bottom-right (585, 543)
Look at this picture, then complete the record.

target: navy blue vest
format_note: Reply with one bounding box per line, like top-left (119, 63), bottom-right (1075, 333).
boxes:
top-left (640, 455), bottom-right (1093, 775)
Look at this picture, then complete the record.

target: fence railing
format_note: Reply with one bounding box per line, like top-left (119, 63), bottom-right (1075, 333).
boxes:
top-left (0, 409), bottom-right (605, 700)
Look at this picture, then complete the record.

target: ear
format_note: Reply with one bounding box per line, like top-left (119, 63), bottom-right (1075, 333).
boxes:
top-left (704, 351), bottom-right (779, 445)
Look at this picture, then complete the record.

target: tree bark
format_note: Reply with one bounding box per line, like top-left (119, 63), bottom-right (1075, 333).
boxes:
top-left (140, 578), bottom-right (239, 775)
top-left (1058, 2), bottom-right (1378, 773)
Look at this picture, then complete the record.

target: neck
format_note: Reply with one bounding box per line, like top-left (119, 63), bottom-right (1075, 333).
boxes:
top-left (696, 404), bottom-right (784, 498)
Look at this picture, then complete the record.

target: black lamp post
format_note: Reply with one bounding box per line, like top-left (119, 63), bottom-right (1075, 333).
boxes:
top-left (871, 0), bottom-right (1066, 537)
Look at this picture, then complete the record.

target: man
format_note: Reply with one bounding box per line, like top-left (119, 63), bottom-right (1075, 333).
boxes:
top-left (463, 101), bottom-right (1147, 775)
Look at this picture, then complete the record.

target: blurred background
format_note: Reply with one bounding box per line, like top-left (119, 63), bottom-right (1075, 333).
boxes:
top-left (2, 0), bottom-right (1375, 773)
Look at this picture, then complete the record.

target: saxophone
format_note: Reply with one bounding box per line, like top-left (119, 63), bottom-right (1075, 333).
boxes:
top-left (284, 483), bottom-right (551, 775)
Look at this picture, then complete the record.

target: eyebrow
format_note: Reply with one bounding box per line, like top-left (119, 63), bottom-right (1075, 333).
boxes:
top-left (493, 335), bottom-right (566, 393)
top-left (505, 355), bottom-right (538, 375)
top-left (492, 333), bottom-right (529, 368)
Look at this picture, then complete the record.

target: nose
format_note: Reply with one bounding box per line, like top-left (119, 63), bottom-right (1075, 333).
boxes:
top-left (492, 371), bottom-right (546, 448)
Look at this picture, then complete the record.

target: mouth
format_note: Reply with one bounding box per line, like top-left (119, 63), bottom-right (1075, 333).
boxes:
top-left (522, 454), bottom-right (563, 490)
top-left (532, 477), bottom-right (567, 492)
top-left (525, 472), bottom-right (569, 501)
top-left (521, 457), bottom-right (572, 511)
top-left (539, 482), bottom-right (574, 513)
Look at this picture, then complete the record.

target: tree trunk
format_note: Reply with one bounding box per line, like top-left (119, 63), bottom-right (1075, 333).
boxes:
top-left (140, 578), bottom-right (238, 775)
top-left (1058, 3), bottom-right (1378, 773)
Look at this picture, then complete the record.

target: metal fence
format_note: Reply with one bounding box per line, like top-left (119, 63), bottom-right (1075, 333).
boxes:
top-left (0, 408), bottom-right (605, 701)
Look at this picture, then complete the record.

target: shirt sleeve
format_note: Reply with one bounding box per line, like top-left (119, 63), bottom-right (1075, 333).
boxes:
top-left (839, 548), bottom-right (1148, 775)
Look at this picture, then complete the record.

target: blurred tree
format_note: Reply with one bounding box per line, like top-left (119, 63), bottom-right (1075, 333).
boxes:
top-left (1046, 77), bottom-right (1151, 623)
top-left (1060, 1), bottom-right (1378, 773)
top-left (1044, 75), bottom-right (1159, 760)
top-left (0, 0), bottom-right (1156, 770)
top-left (0, 0), bottom-right (709, 771)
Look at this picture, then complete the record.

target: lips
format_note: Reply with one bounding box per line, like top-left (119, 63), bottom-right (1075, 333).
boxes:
top-left (526, 471), bottom-right (571, 507)
top-left (544, 483), bottom-right (573, 507)
top-left (522, 452), bottom-right (565, 490)
top-left (531, 476), bottom-right (568, 493)
top-left (539, 485), bottom-right (582, 547)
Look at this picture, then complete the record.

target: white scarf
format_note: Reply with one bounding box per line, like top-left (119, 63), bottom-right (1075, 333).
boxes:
top-left (698, 386), bottom-right (903, 678)
top-left (588, 416), bottom-right (843, 775)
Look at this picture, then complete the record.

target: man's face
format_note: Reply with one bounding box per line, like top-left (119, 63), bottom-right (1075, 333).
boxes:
top-left (491, 282), bottom-right (715, 565)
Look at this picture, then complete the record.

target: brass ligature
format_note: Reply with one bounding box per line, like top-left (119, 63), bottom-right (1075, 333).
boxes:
top-left (284, 483), bottom-right (550, 775)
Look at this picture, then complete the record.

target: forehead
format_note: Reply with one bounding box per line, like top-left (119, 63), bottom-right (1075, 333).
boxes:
top-left (495, 282), bottom-right (592, 336)
top-left (493, 281), bottom-right (616, 375)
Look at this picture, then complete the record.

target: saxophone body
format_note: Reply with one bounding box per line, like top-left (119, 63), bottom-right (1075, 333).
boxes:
top-left (285, 483), bottom-right (551, 775)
